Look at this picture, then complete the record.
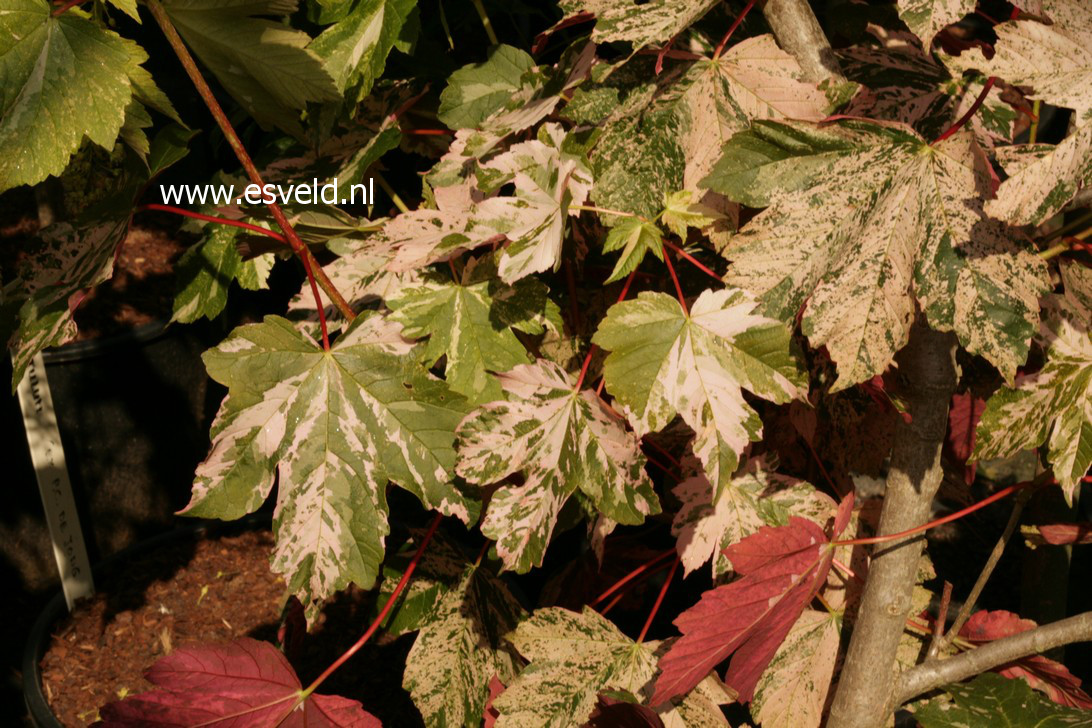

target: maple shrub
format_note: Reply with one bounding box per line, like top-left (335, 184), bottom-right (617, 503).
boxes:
top-left (6, 0), bottom-right (1092, 725)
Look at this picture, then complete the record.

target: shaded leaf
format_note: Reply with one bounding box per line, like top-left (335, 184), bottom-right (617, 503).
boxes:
top-left (310, 0), bottom-right (416, 100)
top-left (438, 44), bottom-right (537, 130)
top-left (556, 0), bottom-right (720, 50)
top-left (94, 638), bottom-right (380, 727)
top-left (916, 672), bottom-right (1092, 727)
top-left (897, 0), bottom-right (975, 49)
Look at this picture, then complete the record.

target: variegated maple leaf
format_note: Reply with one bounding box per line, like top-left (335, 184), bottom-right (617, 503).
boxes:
top-left (388, 255), bottom-right (558, 403)
top-left (590, 35), bottom-right (830, 225)
top-left (896, 0), bottom-right (975, 49)
top-left (556, 0), bottom-right (720, 50)
top-left (946, 2), bottom-right (1092, 225)
top-left (591, 288), bottom-right (805, 499)
top-left (385, 181), bottom-right (490, 273)
top-left (751, 609), bottom-right (841, 728)
top-left (183, 314), bottom-right (470, 612)
top-left (704, 119), bottom-right (1048, 389)
top-left (493, 606), bottom-right (660, 727)
top-left (383, 534), bottom-right (526, 727)
top-left (473, 125), bottom-right (593, 283)
top-left (974, 263), bottom-right (1092, 503)
top-left (456, 360), bottom-right (659, 572)
top-left (672, 457), bottom-right (836, 578)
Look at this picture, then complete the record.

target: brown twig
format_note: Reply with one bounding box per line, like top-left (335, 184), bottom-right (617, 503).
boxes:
top-left (927, 581), bottom-right (954, 659)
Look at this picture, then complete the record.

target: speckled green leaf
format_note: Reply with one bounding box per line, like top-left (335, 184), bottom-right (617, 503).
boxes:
top-left (310, 0), bottom-right (416, 101)
top-left (917, 673), bottom-right (1092, 727)
top-left (0, 0), bottom-right (133, 192)
top-left (494, 607), bottom-right (659, 727)
top-left (556, 0), bottom-right (719, 49)
top-left (387, 256), bottom-right (552, 403)
top-left (974, 263), bottom-right (1092, 504)
top-left (183, 314), bottom-right (470, 613)
top-left (592, 289), bottom-right (804, 499)
top-left (456, 361), bottom-right (659, 572)
top-left (946, 12), bottom-right (1092, 225)
top-left (707, 119), bottom-right (1047, 389)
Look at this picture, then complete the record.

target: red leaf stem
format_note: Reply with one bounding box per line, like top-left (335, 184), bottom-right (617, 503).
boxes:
top-left (638, 557), bottom-right (680, 642)
top-left (932, 77), bottom-right (997, 145)
top-left (713, 0), bottom-right (757, 59)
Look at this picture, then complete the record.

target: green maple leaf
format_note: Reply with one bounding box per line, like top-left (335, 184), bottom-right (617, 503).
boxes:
top-left (975, 263), bottom-right (1092, 504)
top-left (704, 119), bottom-right (1049, 389)
top-left (163, 0), bottom-right (339, 135)
top-left (456, 361), bottom-right (659, 573)
top-left (494, 607), bottom-right (659, 728)
top-left (387, 256), bottom-right (554, 403)
top-left (601, 218), bottom-right (663, 283)
top-left (438, 44), bottom-right (537, 130)
top-left (383, 534), bottom-right (525, 728)
top-left (917, 673), bottom-right (1092, 727)
top-left (172, 223), bottom-right (271, 324)
top-left (0, 0), bottom-right (134, 192)
top-left (183, 313), bottom-right (471, 612)
top-left (592, 289), bottom-right (804, 500)
top-left (310, 0), bottom-right (416, 102)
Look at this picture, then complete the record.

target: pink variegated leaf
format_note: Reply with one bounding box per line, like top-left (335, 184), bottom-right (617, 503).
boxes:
top-left (94, 638), bottom-right (380, 727)
top-left (456, 360), bottom-right (659, 572)
top-left (897, 0), bottom-right (976, 49)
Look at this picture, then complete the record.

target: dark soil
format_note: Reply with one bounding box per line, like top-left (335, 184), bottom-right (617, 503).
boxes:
top-left (38, 528), bottom-right (423, 727)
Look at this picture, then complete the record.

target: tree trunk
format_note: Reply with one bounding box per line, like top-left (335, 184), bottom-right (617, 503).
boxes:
top-left (827, 321), bottom-right (958, 728)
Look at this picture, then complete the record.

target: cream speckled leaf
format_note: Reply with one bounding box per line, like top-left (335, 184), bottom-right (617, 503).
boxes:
top-left (974, 263), bottom-right (1092, 503)
top-left (387, 256), bottom-right (551, 403)
top-left (473, 126), bottom-right (593, 283)
top-left (947, 16), bottom-right (1092, 225)
top-left (707, 120), bottom-right (1047, 389)
top-left (183, 314), bottom-right (470, 612)
top-left (386, 182), bottom-right (489, 273)
top-left (494, 606), bottom-right (659, 728)
top-left (557, 0), bottom-right (719, 49)
top-left (398, 537), bottom-right (526, 728)
top-left (0, 0), bottom-right (133, 192)
top-left (592, 36), bottom-right (828, 223)
top-left (673, 458), bottom-right (835, 578)
top-left (751, 609), bottom-right (840, 728)
top-left (897, 0), bottom-right (975, 48)
top-left (592, 289), bottom-right (804, 499)
top-left (456, 361), bottom-right (659, 572)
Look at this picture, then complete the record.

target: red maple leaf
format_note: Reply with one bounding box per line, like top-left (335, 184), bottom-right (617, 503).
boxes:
top-left (959, 610), bottom-right (1092, 709)
top-left (1025, 523), bottom-right (1092, 546)
top-left (947, 392), bottom-right (986, 484)
top-left (651, 494), bottom-right (854, 705)
top-left (94, 638), bottom-right (382, 727)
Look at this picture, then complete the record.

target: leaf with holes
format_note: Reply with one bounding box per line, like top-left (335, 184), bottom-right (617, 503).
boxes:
top-left (592, 288), bottom-right (804, 500)
top-left (974, 263), bottom-right (1092, 503)
top-left (93, 638), bottom-right (380, 727)
top-left (896, 0), bottom-right (975, 49)
top-left (493, 606), bottom-right (660, 727)
top-left (704, 119), bottom-right (1048, 389)
top-left (672, 457), bottom-right (835, 578)
top-left (456, 360), bottom-right (659, 572)
top-left (751, 609), bottom-right (841, 728)
top-left (182, 314), bottom-right (470, 613)
top-left (652, 495), bottom-right (853, 705)
top-left (387, 255), bottom-right (554, 403)
top-left (946, 8), bottom-right (1092, 225)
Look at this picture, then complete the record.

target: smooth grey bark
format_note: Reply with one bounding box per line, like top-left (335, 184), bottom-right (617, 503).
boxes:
top-left (826, 322), bottom-right (959, 728)
top-left (897, 611), bottom-right (1092, 705)
top-left (759, 0), bottom-right (845, 83)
